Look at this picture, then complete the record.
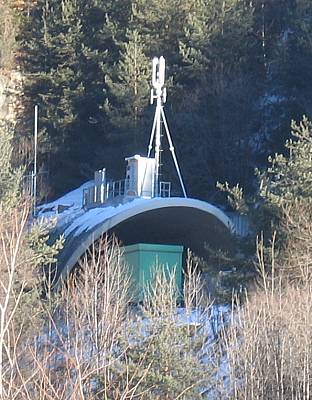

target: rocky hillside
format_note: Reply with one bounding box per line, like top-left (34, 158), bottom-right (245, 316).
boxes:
top-left (0, 70), bottom-right (23, 122)
top-left (0, 2), bottom-right (23, 123)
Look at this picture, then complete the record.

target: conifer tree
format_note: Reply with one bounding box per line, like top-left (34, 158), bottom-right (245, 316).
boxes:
top-left (21, 0), bottom-right (117, 194)
top-left (219, 116), bottom-right (312, 245)
top-left (176, 0), bottom-right (257, 194)
top-left (180, 0), bottom-right (254, 96)
top-left (105, 29), bottom-right (150, 148)
top-left (132, 0), bottom-right (192, 61)
top-left (17, 0), bottom-right (312, 202)
top-left (277, 0), bottom-right (312, 116)
top-left (259, 116), bottom-right (312, 205)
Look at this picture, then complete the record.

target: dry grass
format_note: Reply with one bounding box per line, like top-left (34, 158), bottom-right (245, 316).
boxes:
top-left (0, 202), bottom-right (30, 399)
top-left (0, 206), bottom-right (214, 399)
top-left (220, 233), bottom-right (312, 400)
top-left (280, 199), bottom-right (312, 282)
top-left (4, 198), bottom-right (312, 399)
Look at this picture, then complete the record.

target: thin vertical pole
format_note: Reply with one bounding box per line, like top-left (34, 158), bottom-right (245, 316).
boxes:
top-left (154, 101), bottom-right (162, 197)
top-left (262, 2), bottom-right (267, 72)
top-left (33, 105), bottom-right (38, 215)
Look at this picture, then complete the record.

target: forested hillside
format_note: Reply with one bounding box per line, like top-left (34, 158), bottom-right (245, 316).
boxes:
top-left (2, 0), bottom-right (312, 200)
top-left (2, 3), bottom-right (312, 399)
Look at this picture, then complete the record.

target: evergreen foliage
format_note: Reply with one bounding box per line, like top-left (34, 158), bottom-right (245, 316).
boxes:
top-left (259, 116), bottom-right (312, 205)
top-left (13, 0), bottom-right (312, 200)
top-left (131, 0), bottom-right (192, 60)
top-left (112, 319), bottom-right (207, 399)
top-left (177, 0), bottom-right (257, 195)
top-left (104, 29), bottom-right (150, 150)
top-left (105, 268), bottom-right (210, 399)
top-left (217, 117), bottom-right (312, 253)
top-left (21, 0), bottom-right (116, 194)
top-left (0, 120), bottom-right (23, 206)
top-left (277, 1), bottom-right (312, 120)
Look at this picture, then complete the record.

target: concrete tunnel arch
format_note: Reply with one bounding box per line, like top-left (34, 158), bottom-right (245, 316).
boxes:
top-left (54, 197), bottom-right (235, 283)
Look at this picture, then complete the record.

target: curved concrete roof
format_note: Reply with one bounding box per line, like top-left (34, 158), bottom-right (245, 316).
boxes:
top-left (53, 197), bottom-right (234, 283)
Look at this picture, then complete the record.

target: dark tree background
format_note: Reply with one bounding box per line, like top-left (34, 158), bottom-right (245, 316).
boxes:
top-left (14, 0), bottom-right (312, 201)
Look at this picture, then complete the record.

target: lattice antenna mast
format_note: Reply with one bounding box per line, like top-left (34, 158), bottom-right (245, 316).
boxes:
top-left (148, 56), bottom-right (187, 198)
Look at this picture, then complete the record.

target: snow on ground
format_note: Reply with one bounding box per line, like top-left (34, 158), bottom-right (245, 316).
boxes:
top-left (44, 304), bottom-right (231, 399)
top-left (36, 182), bottom-right (233, 397)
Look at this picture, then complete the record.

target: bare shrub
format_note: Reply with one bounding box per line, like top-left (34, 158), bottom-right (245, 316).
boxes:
top-left (30, 246), bottom-right (215, 400)
top-left (0, 215), bottom-right (220, 400)
top-left (220, 237), bottom-right (312, 400)
top-left (183, 250), bottom-right (205, 312)
top-left (106, 260), bottom-right (215, 400)
top-left (0, 201), bottom-right (37, 399)
top-left (20, 236), bottom-right (132, 400)
top-left (279, 199), bottom-right (312, 282)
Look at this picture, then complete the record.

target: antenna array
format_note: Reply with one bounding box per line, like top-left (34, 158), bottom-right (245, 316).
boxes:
top-left (147, 57), bottom-right (187, 198)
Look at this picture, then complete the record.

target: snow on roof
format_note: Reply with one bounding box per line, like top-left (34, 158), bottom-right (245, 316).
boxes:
top-left (61, 196), bottom-right (234, 240)
top-left (37, 180), bottom-right (157, 238)
top-left (37, 181), bottom-right (234, 251)
top-left (37, 181), bottom-right (93, 221)
top-left (63, 197), bottom-right (149, 238)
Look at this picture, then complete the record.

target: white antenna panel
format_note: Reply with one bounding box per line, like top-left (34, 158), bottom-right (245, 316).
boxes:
top-left (152, 57), bottom-right (158, 89)
top-left (152, 56), bottom-right (166, 90)
top-left (158, 56), bottom-right (165, 87)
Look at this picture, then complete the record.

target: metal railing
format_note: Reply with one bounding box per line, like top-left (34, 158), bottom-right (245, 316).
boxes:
top-left (108, 179), bottom-right (128, 198)
top-left (159, 181), bottom-right (171, 198)
top-left (83, 180), bottom-right (172, 208)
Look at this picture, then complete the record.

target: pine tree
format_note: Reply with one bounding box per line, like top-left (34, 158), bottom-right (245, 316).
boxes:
top-left (18, 0), bottom-right (311, 203)
top-left (259, 116), bottom-right (312, 205)
top-left (179, 0), bottom-right (254, 97)
top-left (277, 0), bottom-right (312, 116)
top-left (219, 116), bottom-right (312, 246)
top-left (132, 0), bottom-right (193, 61)
top-left (20, 0), bottom-right (119, 195)
top-left (105, 29), bottom-right (150, 149)
top-left (176, 0), bottom-right (257, 195)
